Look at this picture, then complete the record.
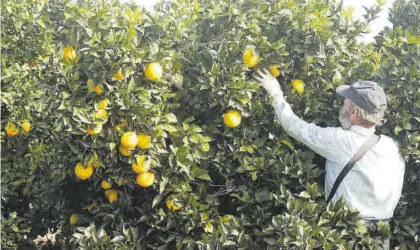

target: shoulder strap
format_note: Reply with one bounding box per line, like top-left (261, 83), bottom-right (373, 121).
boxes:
top-left (327, 134), bottom-right (381, 203)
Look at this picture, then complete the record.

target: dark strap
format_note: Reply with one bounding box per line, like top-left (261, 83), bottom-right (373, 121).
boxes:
top-left (327, 134), bottom-right (381, 203)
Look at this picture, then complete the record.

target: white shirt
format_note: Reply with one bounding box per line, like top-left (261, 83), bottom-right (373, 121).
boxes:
top-left (272, 96), bottom-right (405, 220)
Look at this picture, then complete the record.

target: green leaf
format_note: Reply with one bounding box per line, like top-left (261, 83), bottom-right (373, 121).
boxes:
top-left (271, 41), bottom-right (285, 50)
top-left (204, 222), bottom-right (213, 233)
top-left (152, 194), bottom-right (164, 209)
top-left (318, 219), bottom-right (330, 226)
top-left (165, 113), bottom-right (178, 123)
top-left (298, 191), bottom-right (311, 199)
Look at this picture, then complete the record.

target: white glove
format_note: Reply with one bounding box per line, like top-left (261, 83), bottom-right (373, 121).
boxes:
top-left (252, 69), bottom-right (283, 99)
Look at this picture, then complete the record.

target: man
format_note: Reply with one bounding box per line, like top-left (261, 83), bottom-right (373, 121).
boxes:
top-left (252, 69), bottom-right (405, 249)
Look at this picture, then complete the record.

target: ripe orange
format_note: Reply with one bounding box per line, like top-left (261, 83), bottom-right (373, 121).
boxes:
top-left (131, 155), bottom-right (149, 174)
top-left (166, 198), bottom-right (183, 211)
top-left (137, 133), bottom-right (151, 149)
top-left (108, 192), bottom-right (118, 204)
top-left (94, 86), bottom-right (104, 95)
top-left (101, 180), bottom-right (112, 189)
top-left (136, 172), bottom-right (155, 188)
top-left (119, 145), bottom-right (134, 157)
top-left (113, 68), bottom-right (125, 81)
top-left (269, 66), bottom-right (280, 77)
top-left (22, 121), bottom-right (31, 133)
top-left (292, 79), bottom-right (305, 95)
top-left (104, 189), bottom-right (112, 198)
top-left (63, 46), bottom-right (76, 62)
top-left (243, 49), bottom-right (260, 67)
top-left (223, 110), bottom-right (241, 128)
top-left (121, 132), bottom-right (138, 148)
top-left (75, 162), bottom-right (94, 180)
top-left (145, 62), bottom-right (163, 81)
top-left (104, 189), bottom-right (118, 204)
top-left (5, 123), bottom-right (20, 136)
top-left (70, 213), bottom-right (79, 225)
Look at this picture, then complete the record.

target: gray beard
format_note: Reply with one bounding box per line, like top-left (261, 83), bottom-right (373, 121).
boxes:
top-left (339, 106), bottom-right (352, 130)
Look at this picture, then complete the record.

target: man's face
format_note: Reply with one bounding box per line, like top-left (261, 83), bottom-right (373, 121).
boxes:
top-left (339, 98), bottom-right (353, 130)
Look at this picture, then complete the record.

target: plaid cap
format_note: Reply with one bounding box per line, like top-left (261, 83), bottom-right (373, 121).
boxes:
top-left (336, 81), bottom-right (387, 113)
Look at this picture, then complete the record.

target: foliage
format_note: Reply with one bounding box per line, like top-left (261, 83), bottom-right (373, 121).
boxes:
top-left (1, 0), bottom-right (418, 249)
top-left (373, 0), bottom-right (420, 248)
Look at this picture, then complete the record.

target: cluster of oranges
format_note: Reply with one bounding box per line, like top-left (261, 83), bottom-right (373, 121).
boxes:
top-left (221, 48), bottom-right (307, 130)
top-left (61, 45), bottom-right (166, 209)
top-left (65, 46), bottom-right (305, 222)
top-left (119, 132), bottom-right (155, 187)
top-left (242, 48), bottom-right (305, 95)
top-left (63, 45), bottom-right (163, 95)
top-left (87, 99), bottom-right (110, 135)
top-left (5, 121), bottom-right (31, 137)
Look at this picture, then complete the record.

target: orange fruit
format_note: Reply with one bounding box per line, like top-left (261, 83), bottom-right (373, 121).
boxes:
top-left (269, 66), bottom-right (280, 77)
top-left (223, 110), bottom-right (241, 128)
top-left (22, 121), bottom-right (31, 133)
top-left (104, 189), bottom-right (112, 198)
top-left (119, 145), bottom-right (134, 157)
top-left (113, 68), bottom-right (125, 81)
top-left (5, 123), bottom-right (20, 136)
top-left (243, 49), bottom-right (260, 67)
top-left (145, 62), bottom-right (163, 81)
top-left (98, 99), bottom-right (110, 109)
top-left (74, 162), bottom-right (94, 180)
top-left (104, 189), bottom-right (118, 204)
top-left (108, 192), bottom-right (118, 204)
top-left (101, 180), bottom-right (112, 189)
top-left (292, 79), bottom-right (305, 95)
top-left (121, 132), bottom-right (138, 148)
top-left (131, 155), bottom-right (149, 174)
top-left (137, 133), bottom-right (151, 149)
top-left (94, 86), bottom-right (104, 95)
top-left (69, 213), bottom-right (79, 225)
top-left (63, 46), bottom-right (76, 62)
top-left (136, 172), bottom-right (155, 188)
top-left (166, 198), bottom-right (183, 211)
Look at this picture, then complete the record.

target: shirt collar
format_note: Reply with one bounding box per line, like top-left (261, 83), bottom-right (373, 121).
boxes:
top-left (349, 125), bottom-right (376, 136)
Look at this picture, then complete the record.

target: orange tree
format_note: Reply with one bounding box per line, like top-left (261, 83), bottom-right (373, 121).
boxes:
top-left (1, 0), bottom-right (419, 249)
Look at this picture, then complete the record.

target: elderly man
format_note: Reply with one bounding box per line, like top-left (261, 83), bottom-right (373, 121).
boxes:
top-left (253, 69), bottom-right (405, 249)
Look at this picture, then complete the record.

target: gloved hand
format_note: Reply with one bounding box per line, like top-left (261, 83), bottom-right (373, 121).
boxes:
top-left (252, 69), bottom-right (283, 99)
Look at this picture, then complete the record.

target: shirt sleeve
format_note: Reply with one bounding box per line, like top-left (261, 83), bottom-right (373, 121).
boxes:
top-left (272, 96), bottom-right (350, 163)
